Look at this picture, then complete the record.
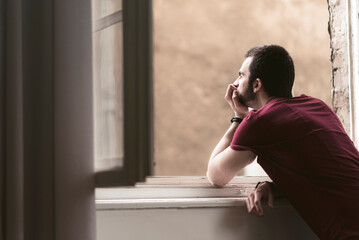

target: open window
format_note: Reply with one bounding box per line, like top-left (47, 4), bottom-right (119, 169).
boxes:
top-left (92, 0), bottom-right (357, 187)
top-left (93, 0), bottom-right (153, 187)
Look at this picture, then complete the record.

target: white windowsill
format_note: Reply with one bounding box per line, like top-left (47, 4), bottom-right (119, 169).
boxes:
top-left (95, 176), bottom-right (287, 210)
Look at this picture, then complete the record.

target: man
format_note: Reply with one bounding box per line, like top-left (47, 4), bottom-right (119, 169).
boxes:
top-left (207, 45), bottom-right (359, 239)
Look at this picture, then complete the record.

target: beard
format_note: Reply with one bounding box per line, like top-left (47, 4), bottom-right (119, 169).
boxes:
top-left (237, 83), bottom-right (255, 107)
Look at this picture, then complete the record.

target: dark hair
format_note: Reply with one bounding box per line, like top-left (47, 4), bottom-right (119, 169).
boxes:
top-left (245, 45), bottom-right (295, 98)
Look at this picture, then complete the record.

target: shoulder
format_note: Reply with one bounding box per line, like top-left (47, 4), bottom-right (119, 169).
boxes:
top-left (254, 94), bottom-right (327, 118)
top-left (242, 95), bottom-right (322, 130)
top-left (231, 95), bottom-right (332, 149)
top-left (245, 98), bottom-right (291, 125)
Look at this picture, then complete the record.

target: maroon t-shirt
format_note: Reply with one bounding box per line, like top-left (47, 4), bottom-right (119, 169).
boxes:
top-left (230, 94), bottom-right (359, 239)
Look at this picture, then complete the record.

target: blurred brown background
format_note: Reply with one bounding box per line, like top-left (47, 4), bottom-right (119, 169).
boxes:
top-left (153, 0), bottom-right (331, 176)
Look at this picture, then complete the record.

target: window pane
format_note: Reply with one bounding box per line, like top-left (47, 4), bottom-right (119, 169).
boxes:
top-left (93, 22), bottom-right (124, 172)
top-left (93, 0), bottom-right (122, 20)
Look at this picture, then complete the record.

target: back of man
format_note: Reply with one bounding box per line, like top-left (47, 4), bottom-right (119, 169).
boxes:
top-left (230, 94), bottom-right (359, 239)
top-left (207, 45), bottom-right (359, 239)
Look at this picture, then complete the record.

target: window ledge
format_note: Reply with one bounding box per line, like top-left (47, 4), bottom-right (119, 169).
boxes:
top-left (95, 176), bottom-right (287, 210)
top-left (96, 197), bottom-right (248, 210)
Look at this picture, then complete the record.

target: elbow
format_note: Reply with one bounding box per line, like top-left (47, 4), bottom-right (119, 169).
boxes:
top-left (206, 169), bottom-right (227, 188)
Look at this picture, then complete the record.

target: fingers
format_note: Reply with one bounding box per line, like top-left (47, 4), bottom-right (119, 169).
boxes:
top-left (232, 90), bottom-right (240, 109)
top-left (246, 183), bottom-right (276, 217)
top-left (246, 194), bottom-right (253, 213)
top-left (246, 192), bottom-right (264, 217)
top-left (267, 189), bottom-right (274, 208)
top-left (224, 84), bottom-right (237, 102)
top-left (225, 84), bottom-right (249, 118)
top-left (254, 192), bottom-right (264, 216)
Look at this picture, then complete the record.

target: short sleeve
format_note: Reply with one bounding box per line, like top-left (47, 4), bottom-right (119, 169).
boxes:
top-left (230, 111), bottom-right (268, 153)
top-left (230, 103), bottom-right (296, 153)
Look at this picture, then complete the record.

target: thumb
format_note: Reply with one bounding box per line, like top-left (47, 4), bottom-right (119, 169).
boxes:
top-left (267, 190), bottom-right (274, 208)
top-left (232, 90), bottom-right (239, 107)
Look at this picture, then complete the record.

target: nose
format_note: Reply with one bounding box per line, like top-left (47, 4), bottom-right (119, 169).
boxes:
top-left (233, 79), bottom-right (239, 88)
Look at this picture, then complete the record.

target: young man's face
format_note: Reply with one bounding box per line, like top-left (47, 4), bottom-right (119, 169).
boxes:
top-left (233, 57), bottom-right (255, 107)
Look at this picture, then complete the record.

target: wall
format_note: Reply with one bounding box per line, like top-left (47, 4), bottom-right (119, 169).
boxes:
top-left (96, 203), bottom-right (318, 240)
top-left (95, 178), bottom-right (319, 239)
top-left (327, 0), bottom-right (351, 134)
top-left (153, 0), bottom-right (331, 176)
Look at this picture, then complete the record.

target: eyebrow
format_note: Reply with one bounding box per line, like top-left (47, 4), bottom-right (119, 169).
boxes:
top-left (238, 71), bottom-right (244, 76)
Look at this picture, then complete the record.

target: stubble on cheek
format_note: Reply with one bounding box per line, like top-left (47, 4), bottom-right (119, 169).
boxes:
top-left (237, 86), bottom-right (255, 107)
top-left (237, 94), bottom-right (248, 106)
top-left (234, 89), bottom-right (247, 106)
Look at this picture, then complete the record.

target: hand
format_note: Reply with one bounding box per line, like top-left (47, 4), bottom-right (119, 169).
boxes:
top-left (246, 182), bottom-right (274, 217)
top-left (224, 84), bottom-right (248, 119)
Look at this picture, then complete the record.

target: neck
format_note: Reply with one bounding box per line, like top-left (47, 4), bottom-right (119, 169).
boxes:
top-left (265, 96), bottom-right (277, 104)
top-left (252, 94), bottom-right (276, 110)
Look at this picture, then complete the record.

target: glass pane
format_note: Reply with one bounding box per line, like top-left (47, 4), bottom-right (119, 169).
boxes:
top-left (93, 0), bottom-right (122, 21)
top-left (93, 22), bottom-right (124, 172)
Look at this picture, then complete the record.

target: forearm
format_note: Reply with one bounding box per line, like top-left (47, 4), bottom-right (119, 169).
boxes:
top-left (209, 122), bottom-right (240, 165)
top-left (207, 82), bottom-right (251, 186)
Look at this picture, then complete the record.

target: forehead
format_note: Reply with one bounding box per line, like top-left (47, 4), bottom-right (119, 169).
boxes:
top-left (240, 57), bottom-right (253, 73)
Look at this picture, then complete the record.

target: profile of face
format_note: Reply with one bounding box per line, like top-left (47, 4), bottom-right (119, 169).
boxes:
top-left (233, 57), bottom-right (256, 107)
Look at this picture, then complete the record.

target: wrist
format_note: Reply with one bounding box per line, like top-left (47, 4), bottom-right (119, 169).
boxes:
top-left (234, 112), bottom-right (248, 119)
top-left (255, 181), bottom-right (276, 192)
top-left (230, 116), bottom-right (243, 124)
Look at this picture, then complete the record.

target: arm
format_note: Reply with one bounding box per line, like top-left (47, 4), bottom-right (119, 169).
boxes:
top-left (207, 83), bottom-right (256, 187)
top-left (206, 125), bottom-right (256, 186)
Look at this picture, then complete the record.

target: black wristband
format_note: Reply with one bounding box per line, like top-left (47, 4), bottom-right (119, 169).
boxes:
top-left (255, 181), bottom-right (274, 191)
top-left (255, 181), bottom-right (263, 189)
top-left (230, 117), bottom-right (243, 123)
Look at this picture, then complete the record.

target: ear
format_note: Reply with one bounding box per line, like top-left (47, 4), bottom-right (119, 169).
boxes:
top-left (253, 78), bottom-right (263, 93)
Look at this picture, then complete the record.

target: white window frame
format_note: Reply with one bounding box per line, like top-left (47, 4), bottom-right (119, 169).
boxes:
top-left (347, 0), bottom-right (359, 146)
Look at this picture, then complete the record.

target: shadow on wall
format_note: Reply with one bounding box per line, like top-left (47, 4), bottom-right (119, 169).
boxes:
top-left (220, 204), bottom-right (318, 239)
top-left (97, 203), bottom-right (318, 240)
